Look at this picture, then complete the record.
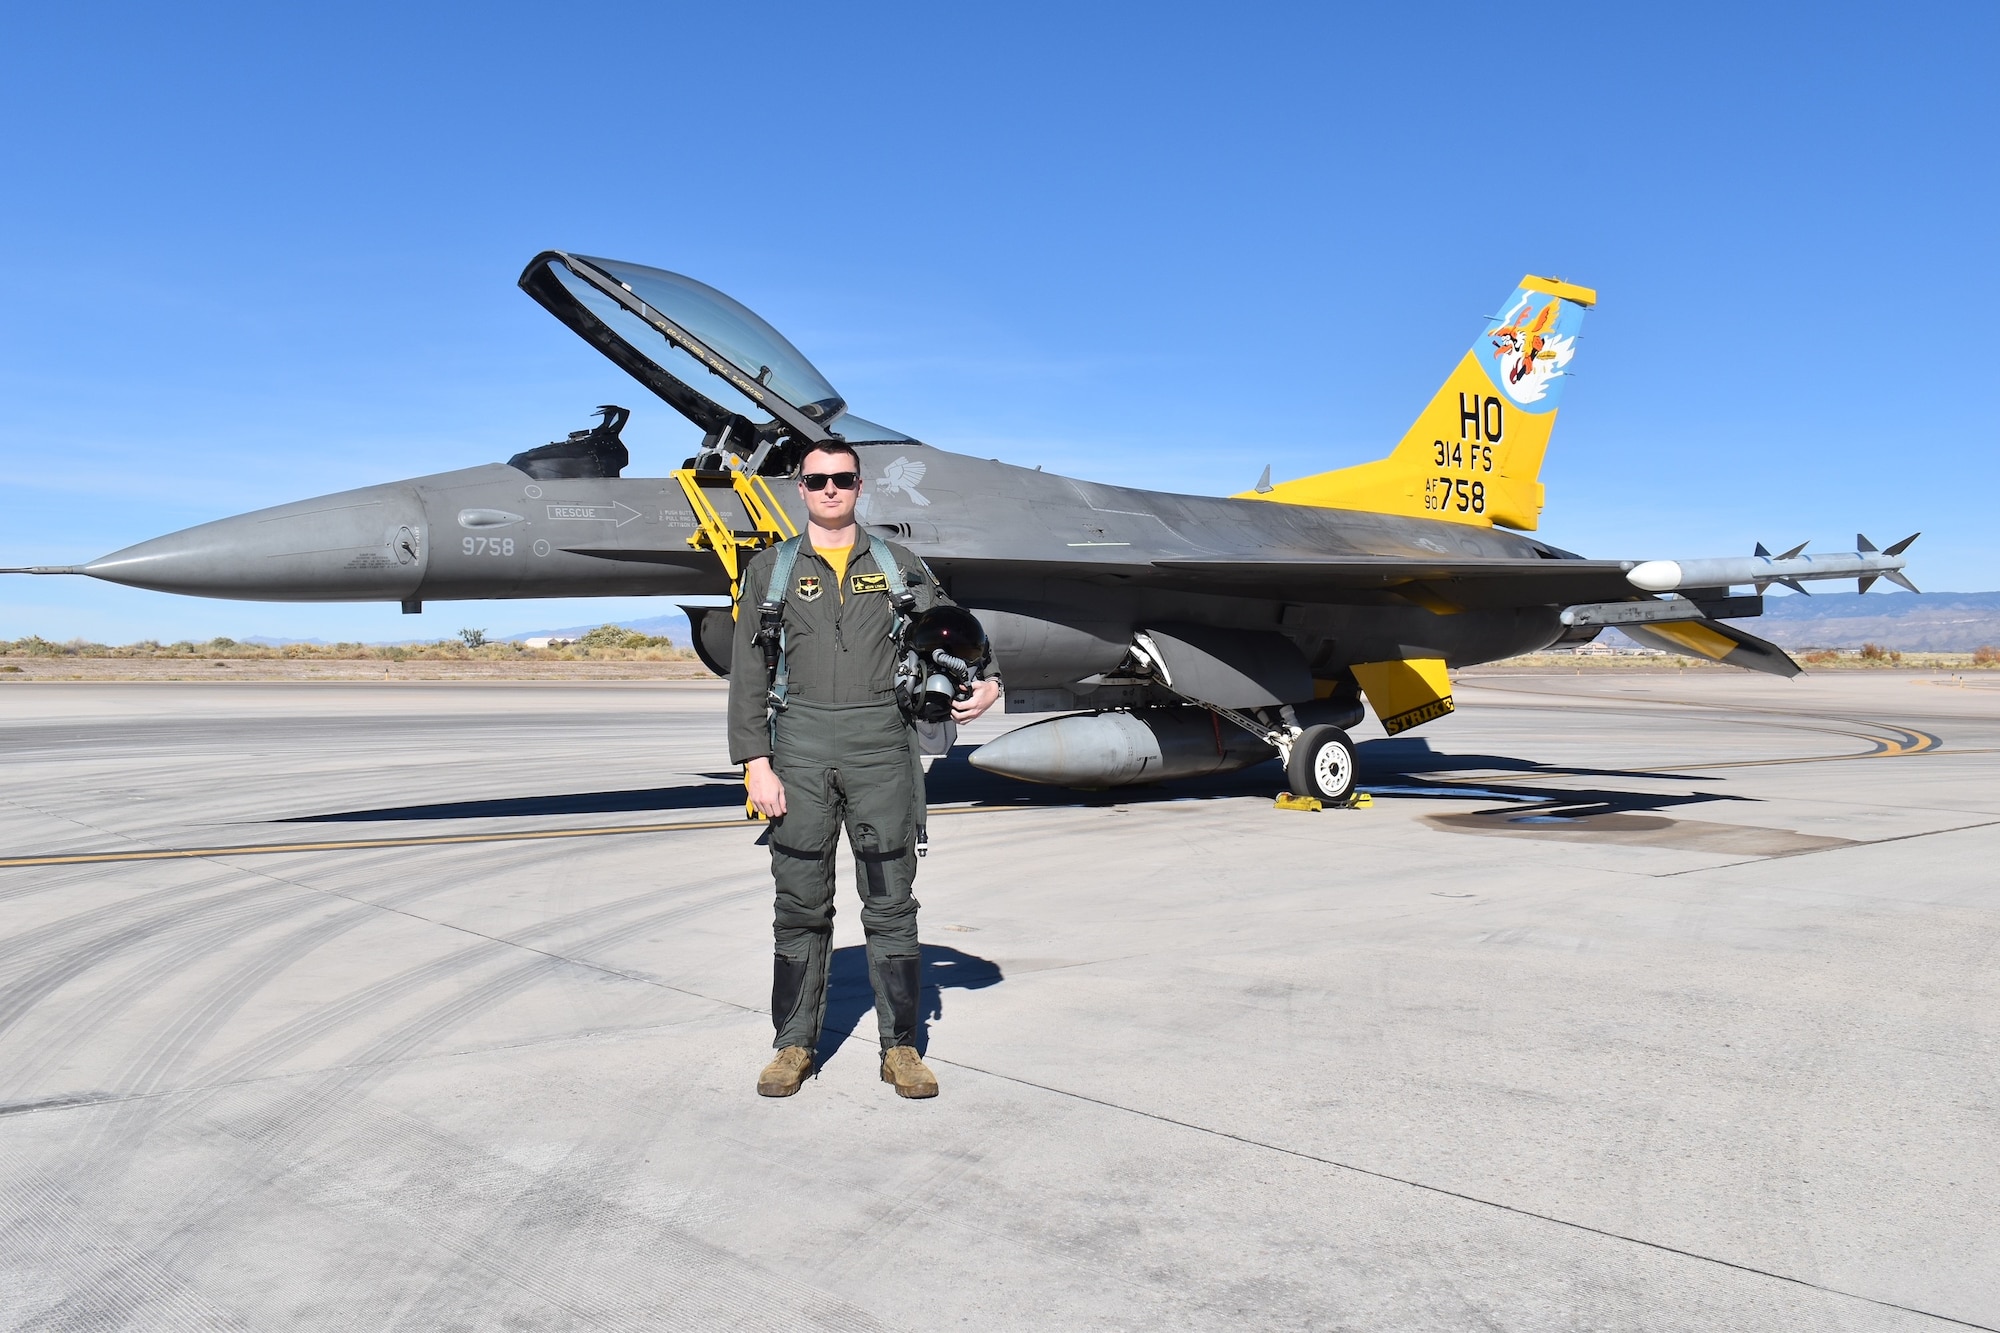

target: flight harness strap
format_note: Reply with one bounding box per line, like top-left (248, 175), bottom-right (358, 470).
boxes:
top-left (756, 535), bottom-right (917, 743)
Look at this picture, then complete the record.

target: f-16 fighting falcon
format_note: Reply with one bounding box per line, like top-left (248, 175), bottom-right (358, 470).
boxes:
top-left (7, 252), bottom-right (1920, 804)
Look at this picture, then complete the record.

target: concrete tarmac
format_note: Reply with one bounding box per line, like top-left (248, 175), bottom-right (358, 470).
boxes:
top-left (0, 671), bottom-right (1996, 1331)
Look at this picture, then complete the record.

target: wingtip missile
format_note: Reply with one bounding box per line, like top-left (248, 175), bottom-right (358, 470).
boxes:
top-left (1629, 535), bottom-right (1917, 596)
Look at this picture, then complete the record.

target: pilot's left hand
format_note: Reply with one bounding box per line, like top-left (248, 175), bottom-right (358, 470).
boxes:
top-left (952, 678), bottom-right (1002, 723)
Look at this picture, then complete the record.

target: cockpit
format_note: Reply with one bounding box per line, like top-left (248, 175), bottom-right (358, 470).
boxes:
top-left (518, 251), bottom-right (915, 476)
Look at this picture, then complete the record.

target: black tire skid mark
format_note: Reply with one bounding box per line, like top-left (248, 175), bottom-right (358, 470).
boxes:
top-left (68, 858), bottom-right (745, 1240)
top-left (0, 880), bottom-right (296, 1071)
top-left (98, 829), bottom-right (651, 1108)
top-left (1, 888), bottom-right (342, 1105)
top-left (51, 845), bottom-right (493, 1162)
top-left (307, 838), bottom-right (777, 1328)
top-left (0, 842), bottom-right (454, 1098)
top-left (1465, 683), bottom-right (1945, 763)
top-left (0, 866), bottom-right (257, 971)
top-left (187, 854), bottom-right (739, 1093)
top-left (137, 878), bottom-right (750, 1291)
top-left (0, 1168), bottom-right (261, 1333)
top-left (0, 863), bottom-right (189, 909)
top-left (313, 1098), bottom-right (887, 1333)
top-left (286, 881), bottom-right (780, 1330)
top-left (38, 835), bottom-right (632, 1126)
top-left (34, 832), bottom-right (714, 1179)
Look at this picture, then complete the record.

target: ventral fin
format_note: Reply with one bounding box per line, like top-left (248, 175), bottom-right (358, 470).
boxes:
top-left (1351, 658), bottom-right (1454, 735)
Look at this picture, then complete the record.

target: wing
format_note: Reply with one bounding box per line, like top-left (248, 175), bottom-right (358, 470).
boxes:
top-left (926, 549), bottom-right (1639, 610)
top-left (1150, 555), bottom-right (1638, 609)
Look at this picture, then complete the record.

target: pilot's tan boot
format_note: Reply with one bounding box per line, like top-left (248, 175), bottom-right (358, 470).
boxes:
top-left (757, 1046), bottom-right (814, 1097)
top-left (879, 1045), bottom-right (938, 1099)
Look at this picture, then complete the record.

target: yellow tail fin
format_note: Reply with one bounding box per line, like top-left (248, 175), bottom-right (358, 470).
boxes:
top-left (1243, 276), bottom-right (1595, 531)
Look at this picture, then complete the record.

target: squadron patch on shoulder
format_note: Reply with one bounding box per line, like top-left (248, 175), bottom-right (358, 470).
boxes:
top-left (795, 575), bottom-right (822, 602)
top-left (849, 572), bottom-right (889, 595)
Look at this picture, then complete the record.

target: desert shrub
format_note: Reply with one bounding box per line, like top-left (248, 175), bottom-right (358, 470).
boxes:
top-left (1974, 645), bottom-right (1999, 667)
top-left (575, 624), bottom-right (676, 651)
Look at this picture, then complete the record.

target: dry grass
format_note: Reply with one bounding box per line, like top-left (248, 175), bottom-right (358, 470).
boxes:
top-left (6, 627), bottom-right (1993, 684)
top-left (0, 625), bottom-right (717, 682)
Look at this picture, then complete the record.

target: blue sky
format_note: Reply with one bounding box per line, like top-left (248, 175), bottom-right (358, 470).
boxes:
top-left (2, 3), bottom-right (1993, 643)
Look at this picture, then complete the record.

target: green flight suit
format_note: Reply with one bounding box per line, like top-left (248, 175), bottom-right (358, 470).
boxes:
top-left (727, 535), bottom-right (984, 1055)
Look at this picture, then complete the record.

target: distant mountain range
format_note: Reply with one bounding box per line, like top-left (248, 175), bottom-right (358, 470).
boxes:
top-left (1597, 591), bottom-right (2000, 653)
top-left (498, 612), bottom-right (692, 644)
top-left (1735, 590), bottom-right (2000, 651)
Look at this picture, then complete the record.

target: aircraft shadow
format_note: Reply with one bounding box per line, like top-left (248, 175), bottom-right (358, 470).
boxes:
top-left (280, 739), bottom-right (1722, 824)
top-left (283, 783), bottom-right (746, 823)
top-left (923, 738), bottom-right (1724, 813)
top-left (1362, 735), bottom-right (1706, 783)
top-left (813, 943), bottom-right (1004, 1069)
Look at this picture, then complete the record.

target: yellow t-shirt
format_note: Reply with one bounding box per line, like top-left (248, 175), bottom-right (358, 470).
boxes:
top-left (813, 541), bottom-right (852, 600)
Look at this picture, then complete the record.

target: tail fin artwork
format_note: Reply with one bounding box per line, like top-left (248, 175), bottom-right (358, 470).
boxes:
top-left (1244, 276), bottom-right (1596, 531)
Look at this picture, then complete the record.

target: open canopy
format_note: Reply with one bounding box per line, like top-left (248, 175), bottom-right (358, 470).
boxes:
top-left (519, 251), bottom-right (915, 465)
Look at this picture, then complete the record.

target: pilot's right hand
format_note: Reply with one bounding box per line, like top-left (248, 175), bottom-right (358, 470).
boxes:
top-left (744, 757), bottom-right (787, 819)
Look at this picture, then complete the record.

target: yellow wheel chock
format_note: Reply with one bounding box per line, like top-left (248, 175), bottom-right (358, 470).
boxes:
top-left (1274, 791), bottom-right (1373, 812)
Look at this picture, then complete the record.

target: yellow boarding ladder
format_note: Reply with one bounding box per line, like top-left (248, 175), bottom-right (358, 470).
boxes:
top-left (671, 465), bottom-right (797, 609)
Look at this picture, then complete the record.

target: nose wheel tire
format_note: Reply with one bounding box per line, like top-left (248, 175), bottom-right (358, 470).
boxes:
top-left (1286, 725), bottom-right (1358, 804)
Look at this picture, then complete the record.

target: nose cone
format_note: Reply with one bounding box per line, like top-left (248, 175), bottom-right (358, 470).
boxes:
top-left (1625, 560), bottom-right (1682, 592)
top-left (85, 484), bottom-right (429, 601)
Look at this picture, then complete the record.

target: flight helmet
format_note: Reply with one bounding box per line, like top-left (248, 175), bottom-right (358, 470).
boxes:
top-left (896, 606), bottom-right (991, 723)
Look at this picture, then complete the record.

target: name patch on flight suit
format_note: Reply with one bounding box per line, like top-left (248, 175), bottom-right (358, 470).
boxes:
top-left (796, 575), bottom-right (822, 602)
top-left (849, 572), bottom-right (890, 595)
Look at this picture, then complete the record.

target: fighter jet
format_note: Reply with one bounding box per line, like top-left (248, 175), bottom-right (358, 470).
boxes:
top-left (8, 252), bottom-right (1918, 802)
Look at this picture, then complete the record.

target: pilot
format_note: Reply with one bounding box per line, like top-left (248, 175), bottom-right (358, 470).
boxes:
top-left (729, 441), bottom-right (1002, 1100)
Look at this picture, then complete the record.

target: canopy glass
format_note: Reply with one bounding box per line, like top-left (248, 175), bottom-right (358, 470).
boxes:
top-left (574, 255), bottom-right (844, 422)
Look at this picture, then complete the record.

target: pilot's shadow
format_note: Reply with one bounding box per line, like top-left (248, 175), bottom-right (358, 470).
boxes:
top-left (814, 943), bottom-right (1003, 1068)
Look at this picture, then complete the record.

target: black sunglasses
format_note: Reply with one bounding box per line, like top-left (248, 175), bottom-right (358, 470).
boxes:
top-left (800, 471), bottom-right (860, 492)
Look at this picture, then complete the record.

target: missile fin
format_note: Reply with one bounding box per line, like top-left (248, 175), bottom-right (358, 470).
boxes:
top-left (1857, 533), bottom-right (1878, 554)
top-left (1886, 570), bottom-right (1920, 594)
top-left (1754, 542), bottom-right (1772, 558)
top-left (1885, 531), bottom-right (1921, 557)
top-left (1858, 575), bottom-right (1878, 594)
top-left (1777, 578), bottom-right (1809, 595)
top-left (1754, 579), bottom-right (1771, 594)
top-left (1778, 541), bottom-right (1810, 560)
top-left (1254, 465), bottom-right (1273, 494)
